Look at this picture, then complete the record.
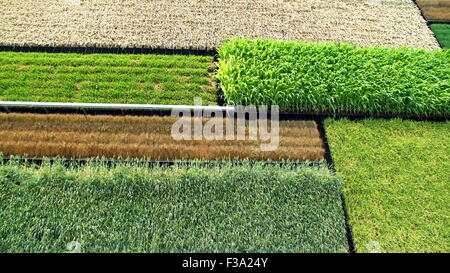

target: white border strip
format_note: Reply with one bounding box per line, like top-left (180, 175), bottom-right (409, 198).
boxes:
top-left (0, 101), bottom-right (235, 111)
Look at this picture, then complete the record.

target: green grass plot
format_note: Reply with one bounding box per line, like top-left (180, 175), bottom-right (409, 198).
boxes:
top-left (0, 161), bottom-right (348, 253)
top-left (325, 118), bottom-right (450, 253)
top-left (0, 52), bottom-right (217, 105)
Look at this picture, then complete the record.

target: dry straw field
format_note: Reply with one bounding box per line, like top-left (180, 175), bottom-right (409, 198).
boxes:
top-left (0, 0), bottom-right (439, 49)
top-left (0, 113), bottom-right (325, 161)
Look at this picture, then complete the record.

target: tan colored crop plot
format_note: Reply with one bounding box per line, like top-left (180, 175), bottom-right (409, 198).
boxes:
top-left (0, 0), bottom-right (439, 50)
top-left (416, 0), bottom-right (450, 22)
top-left (0, 113), bottom-right (325, 161)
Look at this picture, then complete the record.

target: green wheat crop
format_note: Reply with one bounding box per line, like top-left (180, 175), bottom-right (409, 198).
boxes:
top-left (0, 52), bottom-right (216, 105)
top-left (0, 159), bottom-right (348, 253)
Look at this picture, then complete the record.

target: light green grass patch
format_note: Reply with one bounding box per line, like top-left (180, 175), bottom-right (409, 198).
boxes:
top-left (325, 118), bottom-right (450, 253)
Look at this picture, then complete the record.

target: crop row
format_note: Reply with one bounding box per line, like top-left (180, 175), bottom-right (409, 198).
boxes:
top-left (0, 113), bottom-right (324, 161)
top-left (0, 161), bottom-right (347, 252)
top-left (325, 118), bottom-right (450, 253)
top-left (416, 0), bottom-right (450, 22)
top-left (0, 0), bottom-right (439, 50)
top-left (0, 52), bottom-right (216, 105)
top-left (217, 39), bottom-right (450, 117)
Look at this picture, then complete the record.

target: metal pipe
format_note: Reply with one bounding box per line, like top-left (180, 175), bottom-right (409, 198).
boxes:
top-left (0, 101), bottom-right (235, 112)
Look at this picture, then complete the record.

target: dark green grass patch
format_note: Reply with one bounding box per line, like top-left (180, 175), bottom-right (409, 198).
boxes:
top-left (430, 24), bottom-right (450, 49)
top-left (217, 39), bottom-right (450, 117)
top-left (0, 160), bottom-right (348, 253)
top-left (0, 52), bottom-right (216, 105)
top-left (325, 118), bottom-right (450, 253)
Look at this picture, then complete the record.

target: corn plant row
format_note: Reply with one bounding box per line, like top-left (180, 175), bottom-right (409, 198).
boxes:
top-left (217, 39), bottom-right (450, 117)
top-left (0, 0), bottom-right (439, 50)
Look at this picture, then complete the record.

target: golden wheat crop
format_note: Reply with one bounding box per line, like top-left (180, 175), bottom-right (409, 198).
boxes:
top-left (0, 0), bottom-right (439, 50)
top-left (416, 0), bottom-right (450, 22)
top-left (0, 113), bottom-right (325, 161)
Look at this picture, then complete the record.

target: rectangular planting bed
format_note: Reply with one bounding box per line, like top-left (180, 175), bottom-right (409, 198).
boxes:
top-left (217, 39), bottom-right (449, 118)
top-left (0, 52), bottom-right (216, 105)
top-left (416, 0), bottom-right (450, 22)
top-left (0, 0), bottom-right (439, 49)
top-left (0, 113), bottom-right (325, 161)
top-left (0, 161), bottom-right (348, 253)
top-left (325, 118), bottom-right (450, 253)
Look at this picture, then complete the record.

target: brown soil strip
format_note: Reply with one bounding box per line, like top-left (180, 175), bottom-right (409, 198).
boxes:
top-left (0, 113), bottom-right (324, 161)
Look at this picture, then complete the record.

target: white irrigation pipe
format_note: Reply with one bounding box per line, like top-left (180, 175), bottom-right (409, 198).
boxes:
top-left (0, 101), bottom-right (235, 112)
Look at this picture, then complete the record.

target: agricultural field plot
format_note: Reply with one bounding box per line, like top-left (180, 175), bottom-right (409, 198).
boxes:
top-left (416, 0), bottom-right (450, 22)
top-left (0, 0), bottom-right (439, 50)
top-left (0, 113), bottom-right (325, 161)
top-left (217, 39), bottom-right (450, 117)
top-left (0, 161), bottom-right (348, 253)
top-left (325, 118), bottom-right (450, 253)
top-left (0, 52), bottom-right (216, 105)
top-left (430, 24), bottom-right (450, 48)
